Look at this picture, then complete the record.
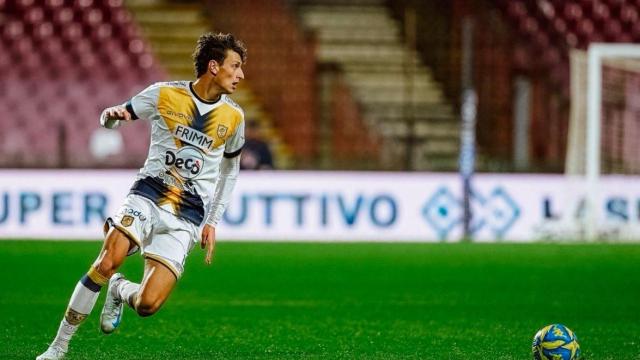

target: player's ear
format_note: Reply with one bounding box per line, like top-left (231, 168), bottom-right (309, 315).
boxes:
top-left (209, 60), bottom-right (219, 76)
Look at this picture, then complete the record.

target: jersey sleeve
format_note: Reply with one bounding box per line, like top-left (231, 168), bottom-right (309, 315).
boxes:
top-left (223, 117), bottom-right (245, 158)
top-left (125, 83), bottom-right (162, 120)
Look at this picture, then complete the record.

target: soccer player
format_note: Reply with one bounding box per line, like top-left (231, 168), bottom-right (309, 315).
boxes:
top-left (37, 33), bottom-right (246, 360)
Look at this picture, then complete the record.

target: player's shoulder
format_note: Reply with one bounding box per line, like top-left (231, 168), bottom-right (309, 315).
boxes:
top-left (153, 80), bottom-right (190, 91)
top-left (222, 95), bottom-right (244, 118)
top-left (137, 81), bottom-right (189, 95)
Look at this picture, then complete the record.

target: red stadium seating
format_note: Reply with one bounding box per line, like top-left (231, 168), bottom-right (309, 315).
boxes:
top-left (486, 0), bottom-right (640, 168)
top-left (0, 0), bottom-right (166, 168)
top-left (497, 0), bottom-right (640, 93)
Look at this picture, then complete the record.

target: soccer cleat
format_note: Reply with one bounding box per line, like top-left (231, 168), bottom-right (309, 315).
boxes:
top-left (100, 273), bottom-right (125, 334)
top-left (36, 345), bottom-right (67, 360)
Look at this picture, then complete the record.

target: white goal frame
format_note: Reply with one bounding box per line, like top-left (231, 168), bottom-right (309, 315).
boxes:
top-left (585, 43), bottom-right (640, 240)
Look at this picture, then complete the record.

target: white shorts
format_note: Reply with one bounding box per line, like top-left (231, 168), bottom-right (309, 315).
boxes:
top-left (104, 194), bottom-right (199, 279)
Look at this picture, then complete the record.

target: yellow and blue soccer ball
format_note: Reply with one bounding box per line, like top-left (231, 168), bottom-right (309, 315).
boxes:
top-left (532, 324), bottom-right (580, 360)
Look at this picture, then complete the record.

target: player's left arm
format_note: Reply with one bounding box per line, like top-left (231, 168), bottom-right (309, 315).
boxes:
top-left (201, 119), bottom-right (245, 265)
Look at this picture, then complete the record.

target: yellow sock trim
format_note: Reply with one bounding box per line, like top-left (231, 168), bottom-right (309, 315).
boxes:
top-left (87, 267), bottom-right (109, 287)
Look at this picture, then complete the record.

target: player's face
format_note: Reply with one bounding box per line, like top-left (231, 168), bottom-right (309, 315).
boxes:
top-left (213, 50), bottom-right (244, 94)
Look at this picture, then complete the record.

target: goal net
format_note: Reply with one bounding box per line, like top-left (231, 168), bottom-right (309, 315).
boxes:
top-left (564, 44), bottom-right (640, 240)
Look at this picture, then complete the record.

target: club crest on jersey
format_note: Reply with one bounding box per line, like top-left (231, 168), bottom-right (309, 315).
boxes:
top-left (121, 215), bottom-right (134, 227)
top-left (217, 125), bottom-right (228, 138)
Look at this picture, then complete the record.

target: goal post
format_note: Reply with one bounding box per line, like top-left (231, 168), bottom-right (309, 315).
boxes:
top-left (568, 43), bottom-right (640, 240)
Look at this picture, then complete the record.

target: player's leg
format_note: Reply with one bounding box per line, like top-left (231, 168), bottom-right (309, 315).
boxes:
top-left (110, 212), bottom-right (194, 319)
top-left (101, 257), bottom-right (177, 333)
top-left (99, 196), bottom-right (154, 334)
top-left (106, 256), bottom-right (178, 320)
top-left (37, 227), bottom-right (132, 360)
top-left (103, 202), bottom-right (196, 340)
top-left (133, 258), bottom-right (177, 316)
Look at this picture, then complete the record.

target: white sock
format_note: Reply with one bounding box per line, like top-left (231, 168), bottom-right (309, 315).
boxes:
top-left (50, 269), bottom-right (107, 351)
top-left (68, 279), bottom-right (101, 315)
top-left (116, 279), bottom-right (140, 309)
top-left (51, 319), bottom-right (77, 352)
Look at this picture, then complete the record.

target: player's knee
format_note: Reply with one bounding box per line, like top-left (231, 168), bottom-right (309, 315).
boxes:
top-left (135, 305), bottom-right (156, 317)
top-left (94, 233), bottom-right (129, 277)
top-left (135, 298), bottom-right (161, 317)
top-left (94, 258), bottom-right (117, 278)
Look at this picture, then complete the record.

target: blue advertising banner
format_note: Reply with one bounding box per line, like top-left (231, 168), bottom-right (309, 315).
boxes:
top-left (0, 170), bottom-right (638, 241)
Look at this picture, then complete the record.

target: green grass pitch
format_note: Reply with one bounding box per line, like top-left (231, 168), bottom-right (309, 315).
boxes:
top-left (1, 241), bottom-right (639, 359)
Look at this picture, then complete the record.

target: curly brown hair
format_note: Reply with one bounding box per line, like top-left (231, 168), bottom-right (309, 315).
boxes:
top-left (192, 32), bottom-right (247, 77)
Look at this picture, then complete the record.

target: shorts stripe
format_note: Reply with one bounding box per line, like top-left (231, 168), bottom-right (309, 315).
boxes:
top-left (144, 253), bottom-right (181, 280)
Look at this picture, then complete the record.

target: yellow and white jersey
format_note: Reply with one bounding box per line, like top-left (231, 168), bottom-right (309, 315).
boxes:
top-left (124, 81), bottom-right (244, 226)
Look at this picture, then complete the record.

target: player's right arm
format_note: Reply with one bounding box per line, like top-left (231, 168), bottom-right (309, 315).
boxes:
top-left (100, 106), bottom-right (132, 129)
top-left (100, 82), bottom-right (163, 129)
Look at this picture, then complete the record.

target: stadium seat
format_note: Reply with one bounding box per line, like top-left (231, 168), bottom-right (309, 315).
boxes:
top-left (91, 22), bottom-right (112, 41)
top-left (620, 4), bottom-right (638, 26)
top-left (603, 19), bottom-right (623, 40)
top-left (592, 2), bottom-right (611, 26)
top-left (496, 0), bottom-right (640, 93)
top-left (61, 22), bottom-right (83, 41)
top-left (631, 22), bottom-right (640, 40)
top-left (83, 8), bottom-right (103, 26)
top-left (0, 0), bottom-right (166, 168)
top-left (52, 7), bottom-right (75, 25)
top-left (576, 18), bottom-right (595, 40)
top-left (3, 20), bottom-right (25, 40)
top-left (24, 6), bottom-right (45, 25)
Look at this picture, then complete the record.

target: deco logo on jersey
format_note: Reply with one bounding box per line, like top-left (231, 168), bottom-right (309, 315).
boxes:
top-left (165, 147), bottom-right (204, 179)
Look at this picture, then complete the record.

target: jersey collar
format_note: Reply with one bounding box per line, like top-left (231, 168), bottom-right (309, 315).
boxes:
top-left (189, 82), bottom-right (223, 105)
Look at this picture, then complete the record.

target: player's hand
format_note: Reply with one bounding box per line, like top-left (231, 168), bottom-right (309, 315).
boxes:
top-left (201, 224), bottom-right (216, 265)
top-left (104, 106), bottom-right (132, 121)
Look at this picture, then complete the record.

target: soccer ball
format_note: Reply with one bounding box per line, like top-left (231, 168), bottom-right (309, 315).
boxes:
top-left (532, 324), bottom-right (580, 360)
